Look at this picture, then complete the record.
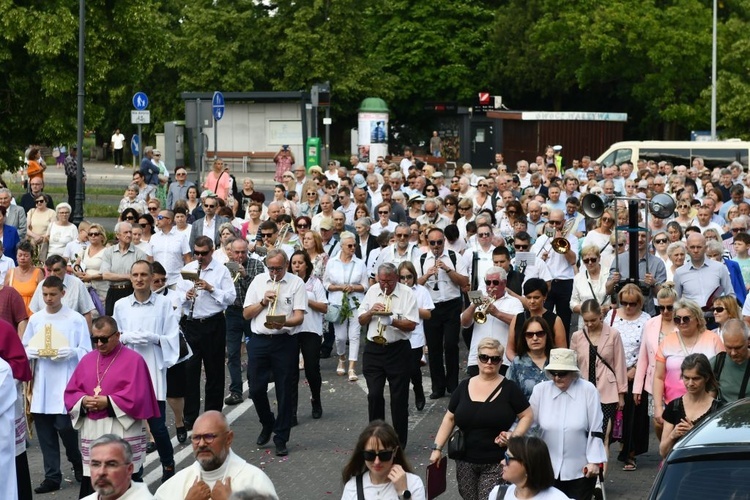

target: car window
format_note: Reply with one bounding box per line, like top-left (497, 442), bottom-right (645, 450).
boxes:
top-left (653, 460), bottom-right (750, 499)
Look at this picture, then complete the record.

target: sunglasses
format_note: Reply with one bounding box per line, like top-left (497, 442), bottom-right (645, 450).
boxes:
top-left (712, 306), bottom-right (725, 313)
top-left (445, 202), bottom-right (455, 206)
top-left (125, 216), bottom-right (135, 221)
top-left (658, 305), bottom-right (674, 312)
top-left (399, 274), bottom-right (414, 281)
top-left (362, 450), bottom-right (395, 462)
top-left (525, 330), bottom-right (545, 339)
top-left (478, 353), bottom-right (502, 365)
top-left (451, 189), bottom-right (460, 193)
top-left (90, 332), bottom-right (116, 344)
top-left (620, 300), bottom-right (638, 307)
top-left (261, 233), bottom-right (275, 238)
top-left (548, 220), bottom-right (563, 225)
top-left (307, 192), bottom-right (316, 196)
top-left (514, 244), bottom-right (529, 250)
top-left (35, 199), bottom-right (45, 204)
top-left (428, 240), bottom-right (444, 246)
top-left (296, 224), bottom-right (309, 229)
top-left (88, 232), bottom-right (101, 237)
top-left (484, 279), bottom-right (502, 286)
top-left (732, 228), bottom-right (745, 233)
top-left (541, 212), bottom-right (549, 216)
top-left (582, 258), bottom-right (597, 264)
top-left (504, 451), bottom-right (519, 466)
top-left (204, 203), bottom-right (217, 208)
top-left (378, 211), bottom-right (389, 215)
top-left (674, 315), bottom-right (693, 324)
top-left (148, 206), bottom-right (159, 211)
top-left (193, 250), bottom-right (211, 256)
top-left (678, 205), bottom-right (689, 209)
top-left (478, 232), bottom-right (491, 238)
top-left (395, 234), bottom-right (409, 238)
top-left (654, 238), bottom-right (668, 244)
top-left (549, 370), bottom-right (571, 378)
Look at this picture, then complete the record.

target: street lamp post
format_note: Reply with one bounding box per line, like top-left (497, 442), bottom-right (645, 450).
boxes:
top-left (73, 0), bottom-right (85, 224)
top-left (711, 0), bottom-right (717, 140)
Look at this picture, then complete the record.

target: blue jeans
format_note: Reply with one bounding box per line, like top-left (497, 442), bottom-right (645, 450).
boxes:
top-left (246, 333), bottom-right (298, 445)
top-left (226, 307), bottom-right (252, 395)
top-left (147, 401), bottom-right (174, 466)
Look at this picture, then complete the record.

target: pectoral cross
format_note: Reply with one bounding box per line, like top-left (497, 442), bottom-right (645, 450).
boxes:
top-left (93, 385), bottom-right (102, 396)
top-left (38, 325), bottom-right (59, 358)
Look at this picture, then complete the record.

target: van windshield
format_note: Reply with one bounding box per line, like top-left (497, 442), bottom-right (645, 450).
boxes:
top-left (600, 148), bottom-right (632, 167)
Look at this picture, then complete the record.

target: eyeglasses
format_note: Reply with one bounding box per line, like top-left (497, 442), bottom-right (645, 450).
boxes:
top-left (190, 432), bottom-right (226, 444)
top-left (525, 330), bottom-right (545, 339)
top-left (673, 315), bottom-right (693, 324)
top-left (548, 220), bottom-right (563, 225)
top-left (478, 232), bottom-right (491, 238)
top-left (267, 266), bottom-right (284, 272)
top-left (514, 244), bottom-right (529, 250)
top-left (478, 353), bottom-right (502, 365)
top-left (424, 209), bottom-right (436, 215)
top-left (478, 183), bottom-right (487, 187)
top-left (399, 274), bottom-right (414, 281)
top-left (90, 332), bottom-right (117, 344)
top-left (658, 305), bottom-right (674, 312)
top-left (362, 449), bottom-right (395, 462)
top-left (620, 300), bottom-right (638, 307)
top-left (176, 172), bottom-right (186, 176)
top-left (428, 240), bottom-right (444, 246)
top-left (549, 370), bottom-right (571, 378)
top-left (654, 238), bottom-right (668, 244)
top-left (582, 258), bottom-right (597, 264)
top-left (426, 188), bottom-right (436, 192)
top-left (204, 203), bottom-right (217, 208)
top-left (88, 232), bottom-right (101, 237)
top-left (261, 233), bottom-right (275, 239)
top-left (484, 279), bottom-right (502, 286)
top-left (504, 451), bottom-right (519, 466)
top-left (712, 306), bottom-right (725, 313)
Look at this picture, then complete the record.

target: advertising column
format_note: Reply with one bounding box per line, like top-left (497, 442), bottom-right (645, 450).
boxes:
top-left (357, 98), bottom-right (389, 163)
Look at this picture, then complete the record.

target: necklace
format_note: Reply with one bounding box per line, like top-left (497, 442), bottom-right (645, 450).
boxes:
top-left (94, 344), bottom-right (123, 396)
top-left (677, 332), bottom-right (699, 356)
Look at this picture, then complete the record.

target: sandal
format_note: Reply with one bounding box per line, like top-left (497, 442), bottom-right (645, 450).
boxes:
top-left (623, 459), bottom-right (637, 471)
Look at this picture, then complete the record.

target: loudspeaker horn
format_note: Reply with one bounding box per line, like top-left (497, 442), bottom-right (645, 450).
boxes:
top-left (581, 193), bottom-right (606, 219)
top-left (649, 193), bottom-right (676, 219)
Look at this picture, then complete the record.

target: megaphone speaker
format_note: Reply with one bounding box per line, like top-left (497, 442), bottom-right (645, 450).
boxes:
top-left (581, 194), bottom-right (605, 219)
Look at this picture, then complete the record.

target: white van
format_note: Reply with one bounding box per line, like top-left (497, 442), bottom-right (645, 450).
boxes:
top-left (596, 140), bottom-right (750, 169)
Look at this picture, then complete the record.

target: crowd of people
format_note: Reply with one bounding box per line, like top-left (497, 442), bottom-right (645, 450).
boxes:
top-left (1, 147), bottom-right (749, 500)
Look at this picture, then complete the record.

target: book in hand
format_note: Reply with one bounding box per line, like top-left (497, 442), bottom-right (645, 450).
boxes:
top-left (426, 456), bottom-right (447, 499)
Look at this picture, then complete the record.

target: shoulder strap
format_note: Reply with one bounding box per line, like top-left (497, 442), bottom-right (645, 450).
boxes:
top-left (739, 360), bottom-right (750, 399)
top-left (581, 328), bottom-right (617, 376)
top-left (448, 249), bottom-right (457, 267)
top-left (356, 473), bottom-right (365, 500)
top-left (713, 352), bottom-right (727, 383)
top-left (420, 252), bottom-right (427, 273)
top-left (485, 380), bottom-right (504, 403)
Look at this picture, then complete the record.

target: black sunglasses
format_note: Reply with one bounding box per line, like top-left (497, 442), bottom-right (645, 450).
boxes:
top-left (525, 330), bottom-right (546, 339)
top-left (657, 305), bottom-right (674, 312)
top-left (478, 353), bottom-right (502, 365)
top-left (193, 250), bottom-right (210, 256)
top-left (90, 332), bottom-right (117, 344)
top-left (549, 370), bottom-right (571, 378)
top-left (674, 315), bottom-right (692, 324)
top-left (712, 306), bottom-right (725, 313)
top-left (484, 279), bottom-right (502, 286)
top-left (399, 274), bottom-right (414, 281)
top-left (362, 449), bottom-right (395, 462)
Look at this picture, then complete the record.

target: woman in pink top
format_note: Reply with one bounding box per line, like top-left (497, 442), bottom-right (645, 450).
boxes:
top-left (633, 284), bottom-right (678, 440)
top-left (652, 299), bottom-right (725, 429)
top-left (203, 158), bottom-right (232, 201)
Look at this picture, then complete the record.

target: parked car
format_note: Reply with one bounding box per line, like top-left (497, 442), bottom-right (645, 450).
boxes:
top-left (648, 398), bottom-right (750, 499)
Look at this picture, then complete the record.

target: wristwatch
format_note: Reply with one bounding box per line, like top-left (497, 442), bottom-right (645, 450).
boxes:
top-left (399, 490), bottom-right (411, 499)
top-left (430, 443), bottom-right (442, 451)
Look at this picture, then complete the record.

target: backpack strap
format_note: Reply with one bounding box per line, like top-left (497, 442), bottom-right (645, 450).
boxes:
top-left (713, 352), bottom-right (727, 383)
top-left (739, 360), bottom-right (750, 400)
top-left (356, 473), bottom-right (365, 500)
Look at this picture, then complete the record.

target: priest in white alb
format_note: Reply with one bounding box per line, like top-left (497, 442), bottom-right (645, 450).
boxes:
top-left (65, 315), bottom-right (160, 498)
top-left (0, 357), bottom-right (18, 500)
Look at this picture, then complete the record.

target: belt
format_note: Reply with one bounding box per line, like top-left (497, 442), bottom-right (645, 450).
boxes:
top-left (367, 338), bottom-right (408, 347)
top-left (183, 312), bottom-right (223, 322)
top-left (552, 278), bottom-right (573, 282)
top-left (434, 296), bottom-right (462, 305)
top-left (110, 282), bottom-right (133, 290)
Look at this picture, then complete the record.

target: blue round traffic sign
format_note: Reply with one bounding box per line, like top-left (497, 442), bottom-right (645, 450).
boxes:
top-left (131, 134), bottom-right (140, 156)
top-left (212, 91), bottom-right (225, 121)
top-left (133, 92), bottom-right (149, 110)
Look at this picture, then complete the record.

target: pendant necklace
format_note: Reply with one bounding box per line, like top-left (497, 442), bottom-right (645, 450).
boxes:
top-left (94, 344), bottom-right (123, 396)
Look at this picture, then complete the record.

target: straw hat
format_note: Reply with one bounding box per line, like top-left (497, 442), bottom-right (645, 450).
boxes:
top-left (545, 348), bottom-right (580, 372)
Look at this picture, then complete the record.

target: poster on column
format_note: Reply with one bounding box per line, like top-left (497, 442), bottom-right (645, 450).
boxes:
top-left (357, 112), bottom-right (389, 163)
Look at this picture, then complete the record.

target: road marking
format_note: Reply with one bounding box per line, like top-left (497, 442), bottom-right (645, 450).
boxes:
top-left (355, 376), bottom-right (438, 431)
top-left (143, 381), bottom-right (274, 486)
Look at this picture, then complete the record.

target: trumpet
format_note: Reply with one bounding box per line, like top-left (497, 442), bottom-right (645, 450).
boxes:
top-left (263, 279), bottom-right (285, 329)
top-left (373, 294), bottom-right (393, 345)
top-left (225, 261), bottom-right (242, 283)
top-left (468, 290), bottom-right (493, 324)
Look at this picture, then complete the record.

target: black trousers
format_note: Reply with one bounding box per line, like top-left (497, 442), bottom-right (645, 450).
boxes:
top-left (292, 331), bottom-right (322, 415)
top-left (182, 313), bottom-right (226, 424)
top-left (545, 279), bottom-right (574, 341)
top-left (363, 339), bottom-right (411, 448)
top-left (105, 284), bottom-right (134, 317)
top-left (555, 476), bottom-right (596, 500)
top-left (409, 347), bottom-right (423, 395)
top-left (114, 148), bottom-right (124, 166)
top-left (16, 451), bottom-right (32, 500)
top-left (424, 297), bottom-right (462, 394)
top-left (66, 175), bottom-right (77, 209)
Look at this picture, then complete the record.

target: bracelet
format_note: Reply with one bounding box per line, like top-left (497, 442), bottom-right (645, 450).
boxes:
top-left (430, 444), bottom-right (442, 451)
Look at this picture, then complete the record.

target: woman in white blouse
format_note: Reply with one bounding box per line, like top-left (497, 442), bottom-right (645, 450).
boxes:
top-left (570, 245), bottom-right (610, 329)
top-left (323, 231), bottom-right (369, 381)
top-left (582, 208), bottom-right (615, 268)
top-left (529, 348), bottom-right (607, 500)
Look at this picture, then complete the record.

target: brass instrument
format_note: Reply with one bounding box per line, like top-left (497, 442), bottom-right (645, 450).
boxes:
top-left (276, 223), bottom-right (291, 248)
top-left (468, 290), bottom-right (493, 324)
top-left (373, 294), bottom-right (393, 345)
top-left (181, 268), bottom-right (201, 320)
top-left (263, 279), bottom-right (286, 328)
top-left (551, 218), bottom-right (577, 254)
top-left (225, 261), bottom-right (242, 283)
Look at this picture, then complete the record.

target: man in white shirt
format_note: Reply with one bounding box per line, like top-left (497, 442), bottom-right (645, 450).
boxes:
top-left (30, 255), bottom-right (95, 331)
top-left (374, 223), bottom-right (421, 274)
top-left (336, 187), bottom-right (357, 225)
top-left (311, 194), bottom-right (336, 232)
top-left (189, 193), bottom-right (228, 250)
top-left (400, 147), bottom-right (414, 176)
top-left (461, 267), bottom-right (524, 375)
top-left (366, 174), bottom-right (383, 209)
top-left (156, 411), bottom-right (277, 500)
top-left (293, 165), bottom-right (307, 194)
top-left (243, 249), bottom-right (307, 457)
top-left (166, 167), bottom-right (194, 210)
top-left (417, 228), bottom-right (470, 399)
top-left (177, 236), bottom-right (236, 430)
top-left (150, 210), bottom-right (191, 287)
top-left (462, 222), bottom-right (496, 292)
top-left (692, 204), bottom-right (724, 234)
top-left (358, 263), bottom-right (419, 447)
top-left (370, 202), bottom-right (398, 237)
top-left (24, 276), bottom-right (89, 494)
top-left (111, 128), bottom-right (126, 169)
top-left (114, 261), bottom-right (181, 482)
top-left (101, 222), bottom-right (149, 315)
top-left (416, 198), bottom-right (451, 229)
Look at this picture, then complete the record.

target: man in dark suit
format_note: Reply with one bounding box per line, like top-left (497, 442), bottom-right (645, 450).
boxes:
top-left (188, 192), bottom-right (228, 251)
